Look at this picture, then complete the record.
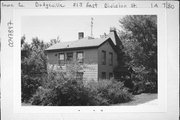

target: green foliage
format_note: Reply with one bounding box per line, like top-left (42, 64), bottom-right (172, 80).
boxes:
top-left (21, 36), bottom-right (48, 102)
top-left (30, 69), bottom-right (133, 106)
top-left (96, 80), bottom-right (132, 104)
top-left (118, 15), bottom-right (157, 93)
top-left (21, 75), bottom-right (41, 102)
top-left (30, 70), bottom-right (100, 106)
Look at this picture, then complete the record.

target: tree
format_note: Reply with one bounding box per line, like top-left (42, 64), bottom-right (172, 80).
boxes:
top-left (21, 36), bottom-right (48, 102)
top-left (118, 15), bottom-right (157, 92)
top-left (47, 36), bottom-right (61, 47)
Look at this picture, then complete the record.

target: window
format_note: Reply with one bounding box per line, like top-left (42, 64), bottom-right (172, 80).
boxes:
top-left (102, 50), bottom-right (106, 65)
top-left (77, 52), bottom-right (84, 63)
top-left (76, 72), bottom-right (83, 80)
top-left (59, 53), bottom-right (65, 65)
top-left (102, 72), bottom-right (106, 79)
top-left (109, 73), bottom-right (113, 79)
top-left (109, 52), bottom-right (113, 66)
top-left (67, 52), bottom-right (73, 62)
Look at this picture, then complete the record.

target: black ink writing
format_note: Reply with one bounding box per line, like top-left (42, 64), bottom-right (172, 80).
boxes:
top-left (7, 20), bottom-right (14, 47)
top-left (131, 3), bottom-right (137, 8)
top-left (2, 2), bottom-right (14, 7)
top-left (35, 2), bottom-right (65, 9)
top-left (18, 2), bottom-right (24, 7)
top-left (162, 2), bottom-right (175, 9)
top-left (73, 2), bottom-right (83, 8)
top-left (86, 2), bottom-right (98, 8)
top-left (151, 3), bottom-right (159, 8)
top-left (104, 3), bottom-right (127, 8)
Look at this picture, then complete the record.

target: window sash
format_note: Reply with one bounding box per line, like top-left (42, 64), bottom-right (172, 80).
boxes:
top-left (77, 52), bottom-right (84, 63)
top-left (109, 52), bottom-right (113, 65)
top-left (102, 72), bottom-right (106, 79)
top-left (59, 53), bottom-right (65, 65)
top-left (102, 50), bottom-right (106, 65)
top-left (67, 52), bottom-right (73, 61)
top-left (59, 53), bottom-right (65, 60)
top-left (109, 73), bottom-right (113, 79)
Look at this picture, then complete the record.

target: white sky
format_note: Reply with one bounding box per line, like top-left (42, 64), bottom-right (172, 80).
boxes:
top-left (22, 15), bottom-right (124, 43)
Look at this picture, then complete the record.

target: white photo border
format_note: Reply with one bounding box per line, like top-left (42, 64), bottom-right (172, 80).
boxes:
top-left (13, 8), bottom-right (167, 113)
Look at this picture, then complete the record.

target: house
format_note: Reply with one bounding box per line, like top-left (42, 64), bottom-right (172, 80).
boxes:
top-left (45, 29), bottom-right (124, 81)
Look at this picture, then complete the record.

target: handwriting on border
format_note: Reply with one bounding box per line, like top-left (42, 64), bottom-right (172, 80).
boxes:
top-left (35, 2), bottom-right (65, 9)
top-left (7, 20), bottom-right (13, 47)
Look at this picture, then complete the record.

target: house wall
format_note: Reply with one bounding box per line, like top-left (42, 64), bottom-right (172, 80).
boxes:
top-left (46, 48), bottom-right (98, 81)
top-left (98, 41), bottom-right (118, 80)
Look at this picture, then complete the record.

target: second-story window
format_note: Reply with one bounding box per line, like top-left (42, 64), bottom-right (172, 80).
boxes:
top-left (77, 52), bottom-right (84, 63)
top-left (109, 52), bottom-right (113, 66)
top-left (102, 72), bottom-right (106, 79)
top-left (67, 52), bottom-right (73, 62)
top-left (102, 50), bottom-right (106, 65)
top-left (59, 53), bottom-right (65, 65)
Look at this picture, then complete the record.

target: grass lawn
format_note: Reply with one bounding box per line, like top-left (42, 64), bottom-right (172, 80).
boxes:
top-left (116, 93), bottom-right (158, 106)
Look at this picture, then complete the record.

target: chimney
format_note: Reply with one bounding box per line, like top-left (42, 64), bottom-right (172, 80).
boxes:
top-left (78, 32), bottom-right (84, 39)
top-left (110, 27), bottom-right (116, 33)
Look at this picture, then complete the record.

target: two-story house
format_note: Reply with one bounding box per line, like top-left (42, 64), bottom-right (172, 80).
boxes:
top-left (45, 29), bottom-right (123, 81)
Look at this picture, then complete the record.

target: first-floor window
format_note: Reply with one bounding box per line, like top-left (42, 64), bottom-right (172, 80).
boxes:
top-left (59, 53), bottom-right (65, 65)
top-left (109, 72), bottom-right (113, 79)
top-left (67, 52), bottom-right (73, 62)
top-left (102, 72), bottom-right (106, 79)
top-left (76, 72), bottom-right (84, 80)
top-left (77, 52), bottom-right (84, 63)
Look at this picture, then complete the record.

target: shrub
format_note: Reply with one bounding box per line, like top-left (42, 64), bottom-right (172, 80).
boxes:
top-left (96, 80), bottom-right (132, 104)
top-left (131, 70), bottom-right (157, 94)
top-left (30, 70), bottom-right (100, 106)
top-left (30, 67), bottom-right (133, 106)
top-left (21, 75), bottom-right (41, 102)
top-left (144, 81), bottom-right (157, 93)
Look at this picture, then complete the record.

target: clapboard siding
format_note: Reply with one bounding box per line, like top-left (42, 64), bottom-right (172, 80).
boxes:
top-left (83, 64), bottom-right (98, 81)
top-left (46, 48), bottom-right (98, 65)
top-left (98, 41), bottom-right (118, 79)
top-left (46, 48), bottom-right (99, 81)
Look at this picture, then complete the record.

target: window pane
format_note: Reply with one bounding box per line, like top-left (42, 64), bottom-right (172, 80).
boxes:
top-left (77, 52), bottom-right (84, 63)
top-left (77, 53), bottom-right (83, 59)
top-left (109, 73), bottom-right (113, 79)
top-left (102, 51), bottom-right (106, 65)
top-left (109, 52), bottom-right (113, 65)
top-left (67, 52), bottom-right (73, 61)
top-left (59, 53), bottom-right (65, 65)
top-left (102, 72), bottom-right (106, 79)
top-left (59, 54), bottom-right (64, 60)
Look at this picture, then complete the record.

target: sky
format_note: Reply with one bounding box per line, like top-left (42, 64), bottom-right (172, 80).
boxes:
top-left (21, 15), bottom-right (124, 43)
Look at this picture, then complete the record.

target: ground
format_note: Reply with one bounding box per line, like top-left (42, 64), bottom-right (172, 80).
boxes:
top-left (22, 93), bottom-right (158, 106)
top-left (117, 93), bottom-right (158, 106)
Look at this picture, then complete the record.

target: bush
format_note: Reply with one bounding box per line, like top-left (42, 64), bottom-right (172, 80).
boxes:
top-left (30, 70), bottom-right (99, 106)
top-left (131, 71), bottom-right (157, 94)
top-left (144, 81), bottom-right (157, 93)
top-left (21, 75), bottom-right (41, 102)
top-left (95, 80), bottom-right (132, 104)
top-left (29, 66), bottom-right (133, 106)
top-left (31, 79), bottom-right (99, 106)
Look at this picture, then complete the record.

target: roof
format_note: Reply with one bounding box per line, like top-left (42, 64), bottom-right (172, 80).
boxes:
top-left (46, 37), bottom-right (111, 51)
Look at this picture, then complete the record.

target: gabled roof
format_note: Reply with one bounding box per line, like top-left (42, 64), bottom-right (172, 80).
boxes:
top-left (46, 37), bottom-right (110, 51)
